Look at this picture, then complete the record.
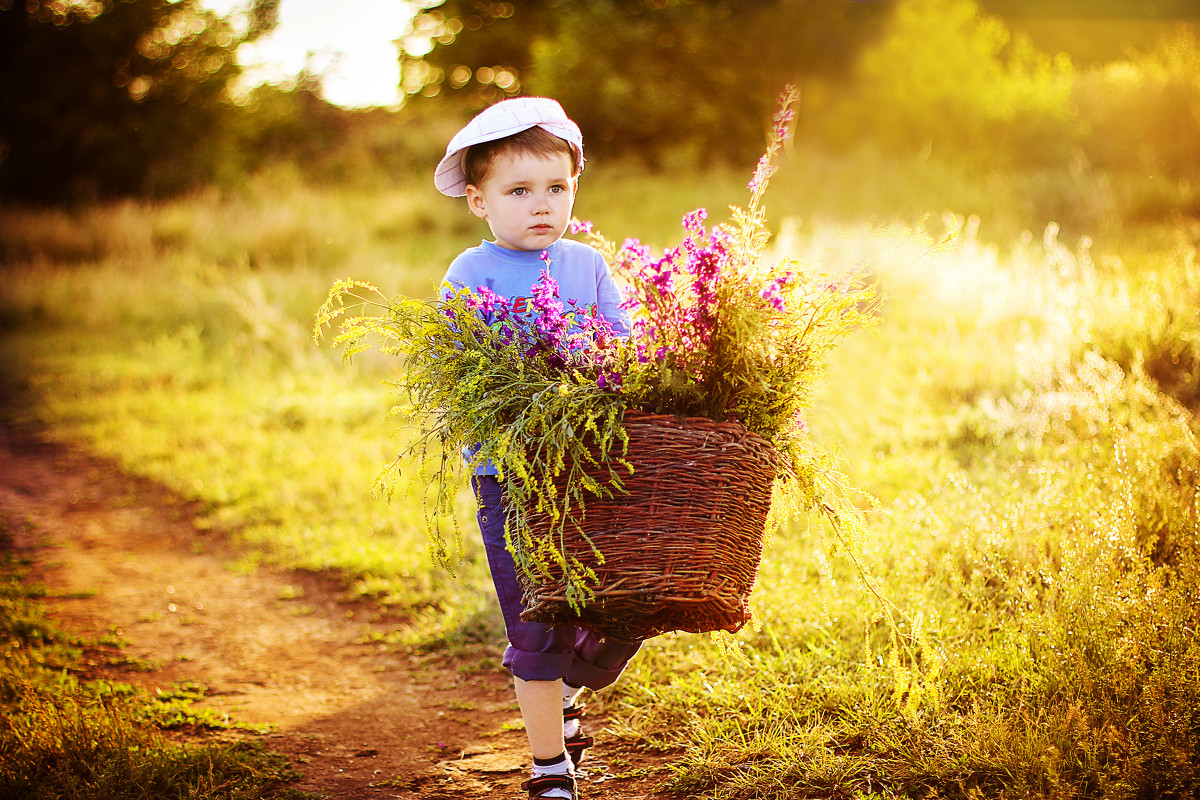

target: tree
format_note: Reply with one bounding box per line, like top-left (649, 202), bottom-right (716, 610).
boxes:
top-left (0, 0), bottom-right (278, 202)
top-left (398, 0), bottom-right (895, 164)
top-left (803, 0), bottom-right (1077, 165)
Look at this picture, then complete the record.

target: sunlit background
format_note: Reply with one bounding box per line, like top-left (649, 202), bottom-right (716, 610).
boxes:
top-left (201, 0), bottom-right (413, 108)
top-left (2, 1), bottom-right (1199, 798)
top-left (5, 0), bottom-right (1200, 209)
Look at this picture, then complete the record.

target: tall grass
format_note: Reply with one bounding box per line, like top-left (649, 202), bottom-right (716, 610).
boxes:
top-left (0, 159), bottom-right (1197, 797)
top-left (607, 216), bottom-right (1199, 798)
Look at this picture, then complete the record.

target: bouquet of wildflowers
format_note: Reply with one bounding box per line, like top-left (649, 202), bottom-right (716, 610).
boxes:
top-left (315, 87), bottom-right (878, 609)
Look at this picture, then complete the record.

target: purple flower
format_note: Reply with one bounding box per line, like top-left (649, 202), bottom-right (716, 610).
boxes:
top-left (475, 285), bottom-right (508, 316)
top-left (597, 371), bottom-right (623, 391)
top-left (760, 272), bottom-right (793, 314)
top-left (682, 208), bottom-right (708, 238)
top-left (648, 258), bottom-right (676, 296)
top-left (773, 108), bottom-right (795, 143)
top-left (748, 155), bottom-right (773, 193)
top-left (760, 290), bottom-right (785, 313)
top-left (569, 219), bottom-right (594, 235)
top-left (747, 86), bottom-right (798, 193)
top-left (620, 238), bottom-right (651, 267)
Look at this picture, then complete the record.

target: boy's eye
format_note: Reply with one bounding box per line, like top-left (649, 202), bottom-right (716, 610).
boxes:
top-left (510, 187), bottom-right (528, 196)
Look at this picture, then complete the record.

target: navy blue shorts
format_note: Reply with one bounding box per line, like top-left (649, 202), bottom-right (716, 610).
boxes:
top-left (472, 476), bottom-right (642, 687)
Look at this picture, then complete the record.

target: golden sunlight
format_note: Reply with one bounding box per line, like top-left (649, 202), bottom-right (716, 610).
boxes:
top-left (203, 0), bottom-right (416, 108)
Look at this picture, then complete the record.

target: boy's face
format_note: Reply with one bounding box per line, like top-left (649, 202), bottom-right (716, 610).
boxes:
top-left (465, 149), bottom-right (577, 251)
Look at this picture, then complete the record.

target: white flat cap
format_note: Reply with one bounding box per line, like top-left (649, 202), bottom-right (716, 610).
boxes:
top-left (434, 96), bottom-right (583, 197)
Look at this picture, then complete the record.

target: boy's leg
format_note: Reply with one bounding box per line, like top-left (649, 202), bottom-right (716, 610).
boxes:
top-left (472, 475), bottom-right (643, 778)
top-left (474, 477), bottom-right (578, 796)
top-left (472, 476), bottom-right (576, 679)
top-left (514, 677), bottom-right (566, 759)
top-left (473, 476), bottom-right (643, 685)
top-left (560, 630), bottom-right (641, 767)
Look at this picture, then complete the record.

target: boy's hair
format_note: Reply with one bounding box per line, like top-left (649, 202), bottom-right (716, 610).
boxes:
top-left (462, 126), bottom-right (582, 189)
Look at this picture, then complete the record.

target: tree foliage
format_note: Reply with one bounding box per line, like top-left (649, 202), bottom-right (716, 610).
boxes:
top-left (0, 0), bottom-right (278, 202)
top-left (798, 0), bottom-right (1078, 166)
top-left (1075, 23), bottom-right (1200, 178)
top-left (399, 0), bottom-right (895, 164)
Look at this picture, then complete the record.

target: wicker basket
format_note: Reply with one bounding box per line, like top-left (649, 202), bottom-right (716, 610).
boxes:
top-left (516, 410), bottom-right (779, 641)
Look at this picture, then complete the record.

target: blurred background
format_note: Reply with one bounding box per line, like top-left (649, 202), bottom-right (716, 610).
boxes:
top-left (2, 0), bottom-right (1199, 231)
top-left (3, 4), bottom-right (1200, 796)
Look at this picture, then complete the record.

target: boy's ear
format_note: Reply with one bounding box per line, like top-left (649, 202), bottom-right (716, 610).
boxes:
top-left (465, 184), bottom-right (488, 219)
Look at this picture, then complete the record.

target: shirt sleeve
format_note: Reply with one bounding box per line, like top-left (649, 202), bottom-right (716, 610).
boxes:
top-left (440, 253), bottom-right (473, 297)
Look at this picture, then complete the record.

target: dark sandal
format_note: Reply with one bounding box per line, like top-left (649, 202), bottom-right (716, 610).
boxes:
top-left (563, 704), bottom-right (593, 767)
top-left (521, 773), bottom-right (577, 799)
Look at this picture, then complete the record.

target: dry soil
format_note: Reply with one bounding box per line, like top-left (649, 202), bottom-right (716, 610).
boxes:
top-left (0, 418), bottom-right (676, 800)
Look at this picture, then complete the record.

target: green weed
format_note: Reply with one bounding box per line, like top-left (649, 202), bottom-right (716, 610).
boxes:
top-left (0, 555), bottom-right (301, 799)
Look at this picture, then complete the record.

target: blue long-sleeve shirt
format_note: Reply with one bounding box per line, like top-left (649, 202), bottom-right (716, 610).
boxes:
top-left (441, 237), bottom-right (630, 474)
top-left (442, 238), bottom-right (629, 337)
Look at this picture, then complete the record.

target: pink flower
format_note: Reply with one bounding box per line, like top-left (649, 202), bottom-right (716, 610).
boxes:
top-left (682, 208), bottom-right (708, 238)
top-left (759, 272), bottom-right (793, 314)
top-left (596, 371), bottom-right (622, 391)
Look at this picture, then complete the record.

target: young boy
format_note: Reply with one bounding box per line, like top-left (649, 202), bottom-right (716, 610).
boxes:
top-left (435, 97), bottom-right (643, 800)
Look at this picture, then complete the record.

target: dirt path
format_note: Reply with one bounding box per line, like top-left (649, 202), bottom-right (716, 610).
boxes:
top-left (0, 419), bottom-right (673, 799)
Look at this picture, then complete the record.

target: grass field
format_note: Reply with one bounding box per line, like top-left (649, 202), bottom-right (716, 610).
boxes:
top-left (1, 155), bottom-right (1198, 798)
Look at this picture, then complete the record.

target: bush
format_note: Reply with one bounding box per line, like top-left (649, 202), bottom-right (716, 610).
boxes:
top-left (1089, 237), bottom-right (1200, 412)
top-left (1075, 25), bottom-right (1200, 179)
top-left (801, 0), bottom-right (1079, 168)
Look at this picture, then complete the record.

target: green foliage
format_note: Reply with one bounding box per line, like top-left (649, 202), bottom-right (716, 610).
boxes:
top-left (402, 0), bottom-right (895, 164)
top-left (803, 0), bottom-right (1078, 166)
top-left (5, 0), bottom-right (1198, 218)
top-left (315, 279), bottom-right (629, 607)
top-left (1074, 24), bottom-right (1200, 179)
top-left (0, 0), bottom-right (277, 202)
top-left (1, 691), bottom-right (297, 800)
top-left (222, 84), bottom-right (465, 189)
top-left (793, 0), bottom-right (1200, 207)
top-left (1089, 235), bottom-right (1200, 411)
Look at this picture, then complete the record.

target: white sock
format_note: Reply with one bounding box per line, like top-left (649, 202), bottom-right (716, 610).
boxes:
top-left (564, 717), bottom-right (581, 740)
top-left (562, 682), bottom-right (584, 707)
top-left (562, 683), bottom-right (584, 739)
top-left (531, 752), bottom-right (573, 799)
